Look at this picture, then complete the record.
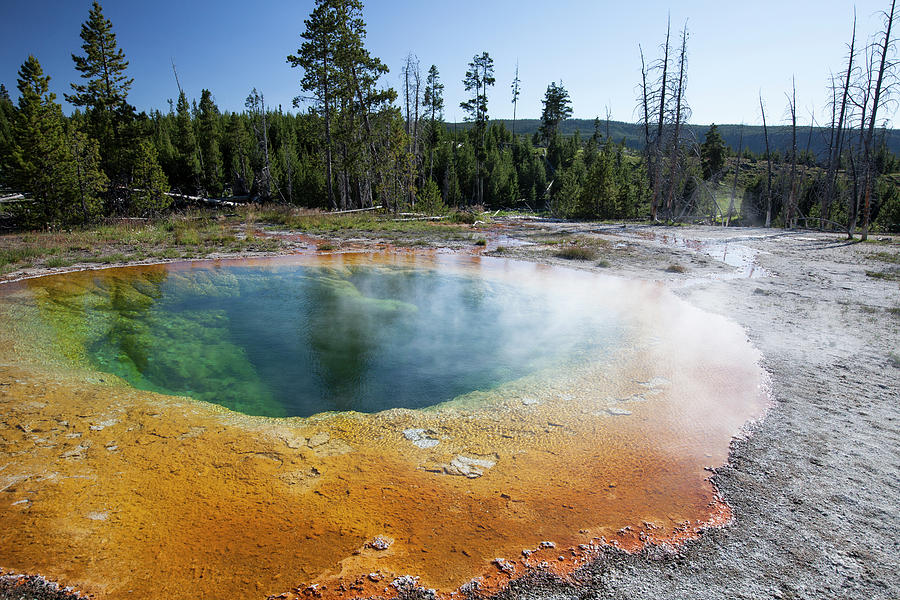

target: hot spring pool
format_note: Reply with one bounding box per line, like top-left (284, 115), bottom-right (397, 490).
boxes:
top-left (0, 252), bottom-right (769, 600)
top-left (34, 257), bottom-right (623, 417)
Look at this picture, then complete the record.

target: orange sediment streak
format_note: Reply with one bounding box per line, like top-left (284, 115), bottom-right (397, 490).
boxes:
top-left (0, 253), bottom-right (769, 599)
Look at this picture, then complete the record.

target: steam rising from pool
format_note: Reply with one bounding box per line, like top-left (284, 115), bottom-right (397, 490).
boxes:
top-left (51, 261), bottom-right (623, 417)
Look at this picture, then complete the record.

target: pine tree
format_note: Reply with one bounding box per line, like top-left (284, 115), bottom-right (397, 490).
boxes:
top-left (539, 81), bottom-right (572, 146)
top-left (173, 90), bottom-right (201, 193)
top-left (288, 0), bottom-right (341, 208)
top-left (129, 138), bottom-right (171, 215)
top-left (197, 89), bottom-right (223, 196)
top-left (700, 124), bottom-right (726, 181)
top-left (68, 128), bottom-right (108, 223)
top-left (460, 52), bottom-right (495, 205)
top-left (66, 1), bottom-right (135, 177)
top-left (423, 65), bottom-right (444, 183)
top-left (0, 84), bottom-right (17, 185)
top-left (10, 56), bottom-right (84, 225)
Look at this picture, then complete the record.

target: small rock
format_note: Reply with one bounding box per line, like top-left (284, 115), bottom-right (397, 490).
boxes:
top-left (307, 432), bottom-right (330, 448)
top-left (492, 558), bottom-right (516, 574)
top-left (368, 536), bottom-right (393, 551)
top-left (391, 575), bottom-right (419, 591)
top-left (89, 419), bottom-right (118, 431)
top-left (521, 397), bottom-right (539, 406)
top-left (278, 432), bottom-right (306, 449)
top-left (444, 455), bottom-right (496, 478)
top-left (540, 540), bottom-right (556, 548)
top-left (605, 407), bottom-right (632, 416)
top-left (403, 428), bottom-right (439, 449)
top-left (368, 573), bottom-right (383, 582)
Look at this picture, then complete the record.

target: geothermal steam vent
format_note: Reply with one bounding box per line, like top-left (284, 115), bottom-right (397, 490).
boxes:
top-left (0, 252), bottom-right (768, 599)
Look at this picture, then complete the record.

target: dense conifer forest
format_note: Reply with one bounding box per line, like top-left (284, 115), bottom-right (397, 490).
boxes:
top-left (1, 0), bottom-right (898, 235)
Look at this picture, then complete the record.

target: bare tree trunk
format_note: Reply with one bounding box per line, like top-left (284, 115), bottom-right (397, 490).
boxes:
top-left (825, 13), bottom-right (856, 228)
top-left (850, 45), bottom-right (875, 238)
top-left (726, 125), bottom-right (743, 227)
top-left (760, 94), bottom-right (774, 227)
top-left (860, 0), bottom-right (896, 241)
top-left (605, 105), bottom-right (611, 140)
top-left (786, 78), bottom-right (798, 228)
top-left (798, 111), bottom-right (816, 225)
top-left (652, 16), bottom-right (671, 222)
top-left (665, 25), bottom-right (688, 219)
top-left (512, 63), bottom-right (520, 138)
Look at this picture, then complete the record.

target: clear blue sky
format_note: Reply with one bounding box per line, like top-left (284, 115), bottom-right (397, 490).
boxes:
top-left (1, 0), bottom-right (894, 127)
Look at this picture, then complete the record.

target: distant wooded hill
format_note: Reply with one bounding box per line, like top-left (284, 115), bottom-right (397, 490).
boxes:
top-left (448, 118), bottom-right (900, 157)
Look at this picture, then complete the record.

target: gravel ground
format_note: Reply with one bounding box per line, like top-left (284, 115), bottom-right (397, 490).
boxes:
top-left (2, 221), bottom-right (898, 600)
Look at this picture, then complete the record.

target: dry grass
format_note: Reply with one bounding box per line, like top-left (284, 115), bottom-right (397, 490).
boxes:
top-left (0, 211), bottom-right (282, 276)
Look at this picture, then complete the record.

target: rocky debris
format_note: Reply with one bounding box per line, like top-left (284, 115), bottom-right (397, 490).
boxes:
top-left (539, 541), bottom-right (556, 549)
top-left (86, 511), bottom-right (108, 521)
top-left (459, 578), bottom-right (482, 595)
top-left (60, 442), bottom-right (91, 460)
top-left (638, 377), bottom-right (670, 388)
top-left (88, 419), bottom-right (117, 431)
top-left (390, 575), bottom-right (419, 591)
top-left (367, 572), bottom-right (383, 582)
top-left (442, 454), bottom-right (497, 478)
top-left (493, 558), bottom-right (516, 575)
top-left (604, 407), bottom-right (632, 416)
top-left (367, 536), bottom-right (393, 551)
top-left (613, 393), bottom-right (646, 403)
top-left (0, 572), bottom-right (86, 599)
top-left (402, 428), bottom-right (439, 449)
top-left (279, 468), bottom-right (321, 490)
top-left (277, 432), bottom-right (306, 449)
top-left (307, 434), bottom-right (353, 457)
top-left (307, 432), bottom-right (329, 448)
top-left (521, 397), bottom-right (540, 406)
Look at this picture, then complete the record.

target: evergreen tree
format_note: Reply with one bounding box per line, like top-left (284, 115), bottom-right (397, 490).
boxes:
top-left (288, 0), bottom-right (341, 208)
top-left (67, 128), bottom-right (108, 223)
top-left (423, 65), bottom-right (444, 183)
top-left (197, 89), bottom-right (223, 196)
top-left (700, 123), bottom-right (726, 181)
top-left (129, 138), bottom-right (171, 214)
top-left (539, 81), bottom-right (572, 146)
top-left (66, 1), bottom-right (135, 177)
top-left (460, 52), bottom-right (495, 205)
top-left (0, 83), bottom-right (17, 185)
top-left (173, 90), bottom-right (201, 193)
top-left (222, 114), bottom-right (253, 196)
top-left (10, 57), bottom-right (107, 225)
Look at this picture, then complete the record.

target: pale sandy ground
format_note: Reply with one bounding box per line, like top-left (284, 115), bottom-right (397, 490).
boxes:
top-left (480, 222), bottom-right (900, 600)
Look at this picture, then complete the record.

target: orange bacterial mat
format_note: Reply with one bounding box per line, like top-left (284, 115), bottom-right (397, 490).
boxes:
top-left (0, 252), bottom-right (769, 599)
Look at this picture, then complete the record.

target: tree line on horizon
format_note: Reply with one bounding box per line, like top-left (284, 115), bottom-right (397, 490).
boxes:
top-left (0, 0), bottom-right (898, 234)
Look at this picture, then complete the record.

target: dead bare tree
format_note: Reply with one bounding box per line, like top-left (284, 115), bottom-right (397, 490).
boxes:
top-left (665, 23), bottom-right (690, 219)
top-left (848, 42), bottom-right (875, 236)
top-left (824, 12), bottom-right (857, 228)
top-left (785, 77), bottom-right (798, 228)
top-left (726, 125), bottom-right (744, 227)
top-left (638, 45), bottom-right (652, 151)
top-left (858, 0), bottom-right (896, 240)
top-left (759, 93), bottom-right (774, 227)
top-left (637, 44), bottom-right (655, 215)
top-left (402, 53), bottom-right (422, 207)
top-left (651, 15), bottom-right (672, 222)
